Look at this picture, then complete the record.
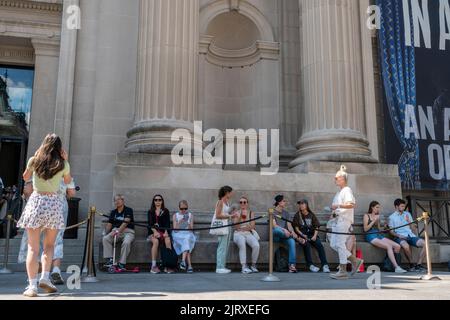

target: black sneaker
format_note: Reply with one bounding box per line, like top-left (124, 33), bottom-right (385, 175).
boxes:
top-left (50, 272), bottom-right (64, 286)
top-left (414, 264), bottom-right (427, 273)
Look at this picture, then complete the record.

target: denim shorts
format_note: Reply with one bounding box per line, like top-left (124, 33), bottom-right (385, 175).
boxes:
top-left (365, 229), bottom-right (385, 243)
top-left (394, 236), bottom-right (421, 247)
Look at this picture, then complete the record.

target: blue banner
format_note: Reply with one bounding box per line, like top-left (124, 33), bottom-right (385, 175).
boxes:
top-left (379, 0), bottom-right (450, 191)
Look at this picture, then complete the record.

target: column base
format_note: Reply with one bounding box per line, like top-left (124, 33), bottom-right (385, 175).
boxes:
top-left (126, 119), bottom-right (202, 155)
top-left (289, 129), bottom-right (376, 168)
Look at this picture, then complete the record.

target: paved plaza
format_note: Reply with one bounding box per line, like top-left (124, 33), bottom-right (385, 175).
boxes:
top-left (1, 271), bottom-right (449, 300)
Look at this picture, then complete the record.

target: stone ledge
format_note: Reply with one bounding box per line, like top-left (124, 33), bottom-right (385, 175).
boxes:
top-left (98, 240), bottom-right (442, 266)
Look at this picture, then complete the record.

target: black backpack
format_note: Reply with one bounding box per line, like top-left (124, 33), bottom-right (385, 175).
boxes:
top-left (160, 246), bottom-right (179, 269)
top-left (274, 246), bottom-right (289, 272)
top-left (383, 253), bottom-right (401, 272)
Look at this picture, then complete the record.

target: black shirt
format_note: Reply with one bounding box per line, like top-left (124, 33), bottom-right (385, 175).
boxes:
top-left (147, 208), bottom-right (171, 236)
top-left (109, 206), bottom-right (135, 230)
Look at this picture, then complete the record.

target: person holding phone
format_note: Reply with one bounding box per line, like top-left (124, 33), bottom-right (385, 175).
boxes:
top-left (232, 196), bottom-right (260, 274)
top-left (293, 199), bottom-right (330, 273)
top-left (329, 165), bottom-right (363, 280)
top-left (272, 195), bottom-right (304, 273)
top-left (147, 194), bottom-right (173, 274)
top-left (363, 201), bottom-right (406, 273)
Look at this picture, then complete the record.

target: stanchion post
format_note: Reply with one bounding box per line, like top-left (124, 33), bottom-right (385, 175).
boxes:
top-left (0, 215), bottom-right (14, 274)
top-left (420, 212), bottom-right (441, 281)
top-left (81, 206), bottom-right (99, 283)
top-left (262, 208), bottom-right (280, 282)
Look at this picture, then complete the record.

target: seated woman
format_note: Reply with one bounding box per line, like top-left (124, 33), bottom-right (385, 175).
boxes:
top-left (147, 194), bottom-right (174, 274)
top-left (232, 196), bottom-right (260, 274)
top-left (363, 201), bottom-right (406, 273)
top-left (172, 200), bottom-right (196, 273)
top-left (293, 200), bottom-right (330, 273)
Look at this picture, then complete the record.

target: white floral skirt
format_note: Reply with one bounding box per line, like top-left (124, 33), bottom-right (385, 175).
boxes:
top-left (17, 192), bottom-right (65, 230)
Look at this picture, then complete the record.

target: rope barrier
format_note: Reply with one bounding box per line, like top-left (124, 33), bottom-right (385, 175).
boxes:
top-left (272, 213), bottom-right (424, 236)
top-left (96, 210), bottom-right (424, 237)
top-left (97, 211), bottom-right (266, 232)
top-left (64, 219), bottom-right (88, 231)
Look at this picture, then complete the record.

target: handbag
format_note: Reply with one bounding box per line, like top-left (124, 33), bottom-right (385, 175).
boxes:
top-left (251, 229), bottom-right (260, 241)
top-left (209, 213), bottom-right (229, 236)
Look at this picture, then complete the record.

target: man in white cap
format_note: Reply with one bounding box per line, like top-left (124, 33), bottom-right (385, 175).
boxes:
top-left (329, 165), bottom-right (364, 280)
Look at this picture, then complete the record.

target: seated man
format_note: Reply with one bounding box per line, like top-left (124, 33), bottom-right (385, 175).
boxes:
top-left (102, 195), bottom-right (135, 271)
top-left (272, 195), bottom-right (305, 273)
top-left (388, 199), bottom-right (426, 272)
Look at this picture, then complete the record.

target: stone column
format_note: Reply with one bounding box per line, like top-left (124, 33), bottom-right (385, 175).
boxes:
top-left (289, 0), bottom-right (374, 168)
top-left (54, 0), bottom-right (79, 153)
top-left (28, 38), bottom-right (60, 155)
top-left (126, 0), bottom-right (200, 154)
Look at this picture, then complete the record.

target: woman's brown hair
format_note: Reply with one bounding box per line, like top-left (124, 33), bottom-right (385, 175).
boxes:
top-left (31, 134), bottom-right (65, 180)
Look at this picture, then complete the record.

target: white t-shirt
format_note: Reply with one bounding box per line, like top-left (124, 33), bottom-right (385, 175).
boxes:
top-left (332, 186), bottom-right (356, 223)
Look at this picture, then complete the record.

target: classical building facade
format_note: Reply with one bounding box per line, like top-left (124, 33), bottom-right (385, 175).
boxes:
top-left (0, 0), bottom-right (400, 215)
top-left (2, 0), bottom-right (450, 267)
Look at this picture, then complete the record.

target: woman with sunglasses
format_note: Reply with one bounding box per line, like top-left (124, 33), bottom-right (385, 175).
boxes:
top-left (232, 196), bottom-right (260, 274)
top-left (147, 195), bottom-right (173, 274)
top-left (172, 200), bottom-right (195, 273)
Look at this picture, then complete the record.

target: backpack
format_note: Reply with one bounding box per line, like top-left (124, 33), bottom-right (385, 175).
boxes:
top-left (383, 253), bottom-right (401, 272)
top-left (160, 246), bottom-right (179, 269)
top-left (274, 246), bottom-right (289, 272)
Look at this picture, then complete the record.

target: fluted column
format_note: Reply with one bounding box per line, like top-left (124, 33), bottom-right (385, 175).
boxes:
top-left (290, 0), bottom-right (374, 168)
top-left (126, 0), bottom-right (199, 154)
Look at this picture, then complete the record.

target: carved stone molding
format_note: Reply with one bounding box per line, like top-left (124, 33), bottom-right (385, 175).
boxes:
top-left (0, 45), bottom-right (34, 65)
top-left (200, 34), bottom-right (279, 68)
top-left (31, 37), bottom-right (60, 56)
top-left (0, 0), bottom-right (62, 13)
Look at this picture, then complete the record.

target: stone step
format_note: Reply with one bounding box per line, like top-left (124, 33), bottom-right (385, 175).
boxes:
top-left (97, 240), bottom-right (442, 266)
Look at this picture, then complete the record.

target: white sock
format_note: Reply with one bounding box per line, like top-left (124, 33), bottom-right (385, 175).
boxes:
top-left (40, 271), bottom-right (50, 281)
top-left (152, 261), bottom-right (157, 267)
top-left (29, 278), bottom-right (38, 288)
top-left (52, 266), bottom-right (61, 275)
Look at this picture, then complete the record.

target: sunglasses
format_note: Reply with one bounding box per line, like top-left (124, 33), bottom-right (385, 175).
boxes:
top-left (180, 207), bottom-right (188, 211)
top-left (240, 201), bottom-right (248, 204)
top-left (154, 199), bottom-right (163, 202)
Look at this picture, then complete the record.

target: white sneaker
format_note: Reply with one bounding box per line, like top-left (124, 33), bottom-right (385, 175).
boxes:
top-left (395, 266), bottom-right (407, 273)
top-left (309, 265), bottom-right (320, 273)
top-left (216, 268), bottom-right (232, 274)
top-left (322, 265), bottom-right (330, 273)
top-left (23, 286), bottom-right (38, 298)
top-left (250, 266), bottom-right (259, 273)
top-left (38, 278), bottom-right (58, 293)
top-left (241, 267), bottom-right (253, 274)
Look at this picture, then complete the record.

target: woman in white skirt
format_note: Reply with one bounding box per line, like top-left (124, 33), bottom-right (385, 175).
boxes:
top-left (172, 200), bottom-right (196, 273)
top-left (17, 134), bottom-right (72, 297)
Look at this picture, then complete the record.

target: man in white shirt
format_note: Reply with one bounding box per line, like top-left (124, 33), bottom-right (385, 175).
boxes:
top-left (388, 199), bottom-right (426, 272)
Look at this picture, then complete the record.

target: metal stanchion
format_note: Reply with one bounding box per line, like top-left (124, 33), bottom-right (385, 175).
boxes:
top-left (81, 206), bottom-right (99, 283)
top-left (420, 212), bottom-right (441, 281)
top-left (0, 215), bottom-right (14, 274)
top-left (262, 208), bottom-right (280, 282)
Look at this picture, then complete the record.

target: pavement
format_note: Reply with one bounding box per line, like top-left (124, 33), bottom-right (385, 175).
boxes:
top-left (1, 270), bottom-right (450, 300)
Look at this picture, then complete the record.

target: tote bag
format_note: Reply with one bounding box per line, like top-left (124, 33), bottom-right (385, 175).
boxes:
top-left (209, 213), bottom-right (229, 236)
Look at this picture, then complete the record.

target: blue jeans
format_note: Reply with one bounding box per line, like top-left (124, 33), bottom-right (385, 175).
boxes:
top-left (273, 227), bottom-right (296, 265)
